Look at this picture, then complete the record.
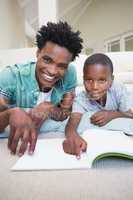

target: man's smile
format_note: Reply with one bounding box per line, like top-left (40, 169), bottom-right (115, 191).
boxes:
top-left (40, 72), bottom-right (57, 82)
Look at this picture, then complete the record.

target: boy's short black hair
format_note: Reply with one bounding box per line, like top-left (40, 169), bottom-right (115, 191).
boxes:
top-left (83, 53), bottom-right (113, 74)
top-left (36, 21), bottom-right (83, 61)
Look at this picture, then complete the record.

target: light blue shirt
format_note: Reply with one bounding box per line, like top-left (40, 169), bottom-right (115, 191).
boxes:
top-left (0, 61), bottom-right (77, 108)
top-left (73, 81), bottom-right (131, 114)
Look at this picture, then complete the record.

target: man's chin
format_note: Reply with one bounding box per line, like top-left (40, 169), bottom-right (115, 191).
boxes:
top-left (40, 79), bottom-right (57, 89)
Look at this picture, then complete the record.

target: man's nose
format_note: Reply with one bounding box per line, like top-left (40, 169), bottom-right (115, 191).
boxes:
top-left (48, 64), bottom-right (58, 75)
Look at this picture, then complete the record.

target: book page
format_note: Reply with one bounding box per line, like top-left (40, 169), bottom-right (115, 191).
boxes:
top-left (12, 138), bottom-right (89, 171)
top-left (12, 129), bottom-right (133, 171)
top-left (83, 129), bottom-right (133, 167)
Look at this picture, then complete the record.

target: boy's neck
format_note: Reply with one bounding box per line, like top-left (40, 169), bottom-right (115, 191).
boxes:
top-left (96, 94), bottom-right (107, 106)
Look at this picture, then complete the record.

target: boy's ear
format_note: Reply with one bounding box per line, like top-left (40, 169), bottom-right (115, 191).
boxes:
top-left (108, 74), bottom-right (114, 88)
top-left (112, 74), bottom-right (114, 80)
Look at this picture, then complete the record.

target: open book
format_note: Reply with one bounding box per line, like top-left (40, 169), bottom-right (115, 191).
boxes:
top-left (12, 129), bottom-right (133, 171)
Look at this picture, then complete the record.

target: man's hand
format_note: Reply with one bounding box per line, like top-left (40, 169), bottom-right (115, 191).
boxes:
top-left (63, 133), bottom-right (87, 158)
top-left (8, 108), bottom-right (37, 156)
top-left (29, 102), bottom-right (54, 128)
top-left (50, 107), bottom-right (71, 121)
top-left (90, 110), bottom-right (115, 126)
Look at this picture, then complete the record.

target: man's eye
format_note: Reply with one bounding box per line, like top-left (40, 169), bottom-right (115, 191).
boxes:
top-left (43, 57), bottom-right (52, 64)
top-left (58, 64), bottom-right (68, 69)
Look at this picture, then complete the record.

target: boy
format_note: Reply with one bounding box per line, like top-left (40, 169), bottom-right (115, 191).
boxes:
top-left (63, 53), bottom-right (133, 157)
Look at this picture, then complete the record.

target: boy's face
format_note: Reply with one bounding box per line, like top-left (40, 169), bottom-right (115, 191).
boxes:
top-left (83, 64), bottom-right (113, 101)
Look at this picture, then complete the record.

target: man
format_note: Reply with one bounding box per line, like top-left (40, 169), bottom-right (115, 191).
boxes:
top-left (0, 21), bottom-right (83, 156)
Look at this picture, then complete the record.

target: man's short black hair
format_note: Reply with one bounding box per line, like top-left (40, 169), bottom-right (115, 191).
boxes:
top-left (36, 21), bottom-right (83, 61)
top-left (83, 53), bottom-right (113, 74)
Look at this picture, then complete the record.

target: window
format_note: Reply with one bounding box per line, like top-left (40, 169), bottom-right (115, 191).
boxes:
top-left (125, 35), bottom-right (133, 51)
top-left (105, 31), bottom-right (133, 52)
top-left (107, 40), bottom-right (120, 52)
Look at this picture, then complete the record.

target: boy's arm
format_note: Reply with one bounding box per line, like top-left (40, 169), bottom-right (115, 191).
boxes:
top-left (63, 112), bottom-right (87, 157)
top-left (90, 110), bottom-right (133, 127)
top-left (65, 112), bottom-right (82, 137)
top-left (91, 83), bottom-right (133, 126)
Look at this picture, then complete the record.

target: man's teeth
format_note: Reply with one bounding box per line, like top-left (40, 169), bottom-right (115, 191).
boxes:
top-left (42, 74), bottom-right (54, 81)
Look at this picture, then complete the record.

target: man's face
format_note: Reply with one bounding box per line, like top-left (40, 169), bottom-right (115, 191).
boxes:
top-left (84, 64), bottom-right (113, 101)
top-left (36, 41), bottom-right (72, 91)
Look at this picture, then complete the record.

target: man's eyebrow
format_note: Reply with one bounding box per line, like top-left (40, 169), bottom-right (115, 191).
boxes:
top-left (58, 63), bottom-right (68, 68)
top-left (42, 55), bottom-right (52, 59)
top-left (42, 54), bottom-right (69, 67)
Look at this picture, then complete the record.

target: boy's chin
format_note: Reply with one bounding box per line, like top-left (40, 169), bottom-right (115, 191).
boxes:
top-left (87, 94), bottom-right (102, 101)
top-left (90, 96), bottom-right (101, 101)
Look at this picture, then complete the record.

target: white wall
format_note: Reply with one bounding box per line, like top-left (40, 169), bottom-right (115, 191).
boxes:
top-left (0, 0), bottom-right (25, 49)
top-left (74, 0), bottom-right (133, 53)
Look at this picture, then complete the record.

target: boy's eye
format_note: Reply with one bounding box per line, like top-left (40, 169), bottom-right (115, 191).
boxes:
top-left (85, 79), bottom-right (107, 84)
top-left (85, 79), bottom-right (93, 83)
top-left (98, 79), bottom-right (107, 83)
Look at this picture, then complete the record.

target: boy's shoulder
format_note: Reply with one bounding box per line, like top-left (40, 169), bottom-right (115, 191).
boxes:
top-left (109, 80), bottom-right (126, 93)
top-left (75, 89), bottom-right (89, 103)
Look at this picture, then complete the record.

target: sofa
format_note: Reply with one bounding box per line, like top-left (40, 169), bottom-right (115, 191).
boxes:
top-left (0, 48), bottom-right (133, 90)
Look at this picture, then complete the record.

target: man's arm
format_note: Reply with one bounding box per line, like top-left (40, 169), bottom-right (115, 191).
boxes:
top-left (0, 109), bottom-right (10, 132)
top-left (29, 90), bottom-right (75, 128)
top-left (50, 90), bottom-right (75, 121)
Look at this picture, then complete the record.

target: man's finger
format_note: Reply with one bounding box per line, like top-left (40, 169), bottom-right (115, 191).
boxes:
top-left (10, 128), bottom-right (21, 154)
top-left (28, 129), bottom-right (37, 155)
top-left (8, 125), bottom-right (15, 149)
top-left (18, 129), bottom-right (29, 156)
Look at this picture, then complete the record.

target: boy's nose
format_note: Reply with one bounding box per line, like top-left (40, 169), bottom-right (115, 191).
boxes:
top-left (91, 81), bottom-right (98, 89)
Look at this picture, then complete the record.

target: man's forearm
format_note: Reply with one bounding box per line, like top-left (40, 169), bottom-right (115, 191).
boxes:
top-left (0, 109), bottom-right (10, 132)
top-left (50, 107), bottom-right (71, 121)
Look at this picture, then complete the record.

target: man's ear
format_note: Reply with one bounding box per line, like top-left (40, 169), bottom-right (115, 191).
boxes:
top-left (36, 49), bottom-right (41, 58)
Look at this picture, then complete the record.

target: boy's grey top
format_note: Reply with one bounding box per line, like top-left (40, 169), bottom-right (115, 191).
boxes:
top-left (73, 81), bottom-right (132, 114)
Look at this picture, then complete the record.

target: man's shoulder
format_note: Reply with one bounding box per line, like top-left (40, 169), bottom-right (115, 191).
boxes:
top-left (9, 61), bottom-right (36, 76)
top-left (65, 63), bottom-right (76, 76)
top-left (62, 63), bottom-right (77, 89)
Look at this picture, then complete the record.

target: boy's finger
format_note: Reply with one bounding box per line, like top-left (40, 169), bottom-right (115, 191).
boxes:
top-left (80, 141), bottom-right (87, 152)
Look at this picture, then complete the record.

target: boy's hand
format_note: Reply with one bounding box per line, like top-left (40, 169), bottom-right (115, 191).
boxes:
top-left (90, 110), bottom-right (115, 126)
top-left (63, 133), bottom-right (87, 158)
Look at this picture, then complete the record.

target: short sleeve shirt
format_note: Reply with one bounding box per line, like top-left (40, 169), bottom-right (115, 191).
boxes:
top-left (0, 61), bottom-right (77, 108)
top-left (72, 81), bottom-right (131, 114)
